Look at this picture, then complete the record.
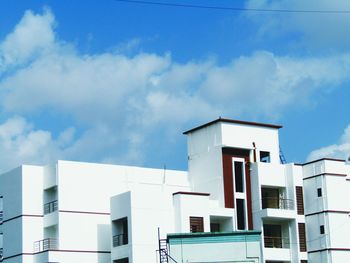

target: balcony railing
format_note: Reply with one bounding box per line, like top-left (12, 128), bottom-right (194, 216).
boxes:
top-left (264, 236), bottom-right (290, 249)
top-left (44, 200), bottom-right (58, 215)
top-left (0, 211), bottom-right (3, 224)
top-left (0, 248), bottom-right (3, 262)
top-left (262, 197), bottom-right (294, 210)
top-left (34, 238), bottom-right (58, 252)
top-left (113, 233), bottom-right (128, 247)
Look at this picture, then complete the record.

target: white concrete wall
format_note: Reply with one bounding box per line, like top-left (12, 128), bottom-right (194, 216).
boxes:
top-left (111, 191), bottom-right (132, 262)
top-left (0, 167), bottom-right (23, 259)
top-left (252, 162), bottom-right (287, 187)
top-left (130, 185), bottom-right (176, 263)
top-left (22, 166), bottom-right (44, 255)
top-left (173, 194), bottom-right (210, 233)
top-left (187, 123), bottom-right (225, 206)
top-left (33, 250), bottom-right (110, 263)
top-left (323, 175), bottom-right (350, 211)
top-left (328, 213), bottom-right (350, 249)
top-left (220, 122), bottom-right (280, 164)
top-left (55, 160), bottom-right (188, 263)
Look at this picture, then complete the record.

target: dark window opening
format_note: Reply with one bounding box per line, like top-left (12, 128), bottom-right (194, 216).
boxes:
top-left (263, 224), bottom-right (284, 248)
top-left (261, 188), bottom-right (280, 209)
top-left (317, 188), bottom-right (322, 197)
top-left (236, 199), bottom-right (245, 230)
top-left (234, 161), bottom-right (244, 193)
top-left (190, 217), bottom-right (204, 233)
top-left (113, 217), bottom-right (128, 247)
top-left (260, 151), bottom-right (271, 163)
top-left (114, 258), bottom-right (129, 263)
top-left (320, 225), bottom-right (325, 235)
top-left (210, 223), bottom-right (220, 232)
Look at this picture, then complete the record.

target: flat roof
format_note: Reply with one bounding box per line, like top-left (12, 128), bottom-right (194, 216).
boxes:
top-left (302, 157), bottom-right (346, 166)
top-left (183, 117), bottom-right (283, 134)
top-left (167, 230), bottom-right (261, 239)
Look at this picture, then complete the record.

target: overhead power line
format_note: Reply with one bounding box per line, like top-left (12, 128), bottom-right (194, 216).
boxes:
top-left (115, 0), bottom-right (350, 14)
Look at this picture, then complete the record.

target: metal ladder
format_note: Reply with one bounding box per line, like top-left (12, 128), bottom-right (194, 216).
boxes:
top-left (157, 228), bottom-right (178, 263)
top-left (279, 146), bottom-right (287, 164)
top-left (159, 238), bottom-right (168, 263)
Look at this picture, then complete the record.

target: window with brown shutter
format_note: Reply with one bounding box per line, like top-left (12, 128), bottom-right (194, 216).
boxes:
top-left (298, 223), bottom-right (307, 252)
top-left (300, 260), bottom-right (308, 263)
top-left (190, 217), bottom-right (204, 233)
top-left (296, 186), bottom-right (304, 215)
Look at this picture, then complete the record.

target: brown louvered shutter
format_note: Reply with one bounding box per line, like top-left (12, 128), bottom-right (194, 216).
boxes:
top-left (298, 223), bottom-right (307, 252)
top-left (190, 217), bottom-right (204, 232)
top-left (296, 186), bottom-right (304, 215)
top-left (300, 261), bottom-right (308, 263)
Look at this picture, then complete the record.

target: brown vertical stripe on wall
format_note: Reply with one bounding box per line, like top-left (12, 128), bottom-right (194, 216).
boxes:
top-left (222, 148), bottom-right (253, 229)
top-left (298, 223), bottom-right (307, 252)
top-left (296, 186), bottom-right (305, 215)
top-left (222, 154), bottom-right (234, 208)
top-left (245, 161), bottom-right (253, 230)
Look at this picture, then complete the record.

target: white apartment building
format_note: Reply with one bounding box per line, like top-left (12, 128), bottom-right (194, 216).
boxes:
top-left (0, 118), bottom-right (349, 263)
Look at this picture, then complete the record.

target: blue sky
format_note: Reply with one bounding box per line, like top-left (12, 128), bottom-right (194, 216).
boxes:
top-left (0, 0), bottom-right (350, 173)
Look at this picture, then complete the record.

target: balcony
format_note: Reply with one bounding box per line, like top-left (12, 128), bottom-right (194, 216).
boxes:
top-left (264, 236), bottom-right (290, 249)
top-left (0, 248), bottom-right (3, 262)
top-left (262, 197), bottom-right (294, 210)
top-left (44, 200), bottom-right (58, 215)
top-left (113, 234), bottom-right (128, 247)
top-left (259, 197), bottom-right (295, 220)
top-left (263, 236), bottom-right (291, 261)
top-left (34, 238), bottom-right (58, 253)
top-left (0, 211), bottom-right (3, 224)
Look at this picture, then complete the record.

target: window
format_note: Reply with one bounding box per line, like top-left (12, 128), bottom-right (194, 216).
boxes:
top-left (296, 186), bottom-right (304, 215)
top-left (234, 161), bottom-right (244, 193)
top-left (190, 217), bottom-right (204, 233)
top-left (298, 223), bottom-right (307, 252)
top-left (236, 199), bottom-right (245, 230)
top-left (320, 225), bottom-right (325, 235)
top-left (317, 188), bottom-right (322, 197)
top-left (260, 151), bottom-right (271, 163)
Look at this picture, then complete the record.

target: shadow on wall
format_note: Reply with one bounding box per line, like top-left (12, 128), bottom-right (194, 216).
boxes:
top-left (97, 224), bottom-right (111, 263)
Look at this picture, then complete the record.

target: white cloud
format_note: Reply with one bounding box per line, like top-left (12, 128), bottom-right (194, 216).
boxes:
top-left (0, 117), bottom-right (74, 172)
top-left (245, 0), bottom-right (350, 48)
top-left (307, 124), bottom-right (350, 162)
top-left (1, 9), bottom-right (350, 171)
top-left (0, 8), bottom-right (55, 70)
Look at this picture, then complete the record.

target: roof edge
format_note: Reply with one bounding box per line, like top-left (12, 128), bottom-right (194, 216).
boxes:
top-left (167, 230), bottom-right (261, 239)
top-left (302, 157), bottom-right (346, 166)
top-left (173, 191), bottom-right (210, 196)
top-left (183, 118), bottom-right (282, 135)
